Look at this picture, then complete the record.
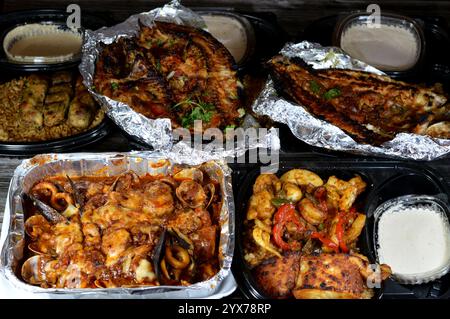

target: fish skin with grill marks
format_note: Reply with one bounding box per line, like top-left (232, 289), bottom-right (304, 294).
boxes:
top-left (94, 21), bottom-right (241, 130)
top-left (267, 55), bottom-right (450, 144)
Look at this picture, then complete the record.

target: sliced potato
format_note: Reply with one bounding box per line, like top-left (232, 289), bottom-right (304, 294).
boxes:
top-left (252, 226), bottom-right (281, 258)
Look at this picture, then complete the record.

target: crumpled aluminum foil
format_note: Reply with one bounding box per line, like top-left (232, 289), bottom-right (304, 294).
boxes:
top-left (0, 151), bottom-right (235, 298)
top-left (252, 41), bottom-right (450, 160)
top-left (79, 0), bottom-right (278, 154)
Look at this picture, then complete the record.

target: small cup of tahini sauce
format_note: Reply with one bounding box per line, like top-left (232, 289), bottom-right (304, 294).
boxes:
top-left (3, 22), bottom-right (83, 64)
top-left (374, 195), bottom-right (450, 284)
top-left (334, 13), bottom-right (425, 72)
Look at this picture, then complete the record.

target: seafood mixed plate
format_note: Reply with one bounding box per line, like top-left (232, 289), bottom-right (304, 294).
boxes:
top-left (243, 168), bottom-right (391, 298)
top-left (0, 153), bottom-right (234, 298)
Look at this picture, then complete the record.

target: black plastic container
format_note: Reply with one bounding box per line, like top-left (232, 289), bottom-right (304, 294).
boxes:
top-left (232, 154), bottom-right (450, 299)
top-left (0, 119), bottom-right (112, 156)
top-left (0, 67), bottom-right (112, 156)
top-left (0, 9), bottom-right (112, 72)
top-left (0, 10), bottom-right (114, 155)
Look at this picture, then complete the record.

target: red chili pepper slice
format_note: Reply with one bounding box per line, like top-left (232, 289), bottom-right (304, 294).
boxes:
top-left (272, 204), bottom-right (303, 251)
top-left (272, 222), bottom-right (292, 250)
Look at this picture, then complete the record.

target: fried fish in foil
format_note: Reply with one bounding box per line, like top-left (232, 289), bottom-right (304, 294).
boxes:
top-left (94, 21), bottom-right (241, 131)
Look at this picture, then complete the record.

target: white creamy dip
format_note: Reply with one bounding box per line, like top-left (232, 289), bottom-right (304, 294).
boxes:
top-left (341, 24), bottom-right (420, 71)
top-left (377, 207), bottom-right (450, 275)
top-left (9, 33), bottom-right (82, 57)
top-left (3, 23), bottom-right (82, 63)
top-left (203, 15), bottom-right (248, 63)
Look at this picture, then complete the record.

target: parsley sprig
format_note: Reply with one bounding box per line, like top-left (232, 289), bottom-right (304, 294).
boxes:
top-left (172, 98), bottom-right (216, 128)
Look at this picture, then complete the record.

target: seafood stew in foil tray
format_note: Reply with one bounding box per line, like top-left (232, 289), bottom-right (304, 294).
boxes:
top-left (1, 155), bottom-right (234, 295)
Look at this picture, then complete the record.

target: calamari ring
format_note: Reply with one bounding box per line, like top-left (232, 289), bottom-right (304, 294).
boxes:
top-left (51, 192), bottom-right (74, 211)
top-left (32, 182), bottom-right (58, 198)
top-left (165, 245), bottom-right (190, 269)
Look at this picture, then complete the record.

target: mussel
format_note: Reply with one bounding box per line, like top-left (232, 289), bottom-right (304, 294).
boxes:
top-left (22, 193), bottom-right (67, 224)
top-left (66, 175), bottom-right (85, 213)
top-left (175, 181), bottom-right (215, 209)
top-left (173, 167), bottom-right (203, 183)
top-left (109, 171), bottom-right (140, 192)
top-left (21, 255), bottom-right (54, 285)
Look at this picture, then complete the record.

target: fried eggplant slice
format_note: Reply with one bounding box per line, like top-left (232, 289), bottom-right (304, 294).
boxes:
top-left (267, 55), bottom-right (450, 144)
top-left (253, 252), bottom-right (300, 298)
top-left (293, 253), bottom-right (391, 299)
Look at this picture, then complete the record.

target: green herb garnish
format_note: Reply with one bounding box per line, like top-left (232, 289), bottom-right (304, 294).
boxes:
top-left (156, 39), bottom-right (164, 47)
top-left (174, 99), bottom-right (216, 128)
top-left (323, 88), bottom-right (341, 100)
top-left (271, 198), bottom-right (292, 208)
top-left (224, 124), bottom-right (236, 132)
top-left (155, 60), bottom-right (161, 72)
top-left (111, 82), bottom-right (119, 90)
top-left (309, 80), bottom-right (322, 94)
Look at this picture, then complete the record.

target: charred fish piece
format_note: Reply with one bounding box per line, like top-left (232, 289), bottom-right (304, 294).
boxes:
top-left (266, 55), bottom-right (450, 144)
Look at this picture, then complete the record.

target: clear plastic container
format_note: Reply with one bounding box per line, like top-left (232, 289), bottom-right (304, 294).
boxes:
top-left (373, 195), bottom-right (450, 285)
top-left (3, 22), bottom-right (83, 64)
top-left (199, 11), bottom-right (255, 65)
top-left (333, 12), bottom-right (425, 73)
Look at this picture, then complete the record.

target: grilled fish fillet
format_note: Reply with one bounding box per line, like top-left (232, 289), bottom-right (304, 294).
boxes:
top-left (267, 55), bottom-right (450, 144)
top-left (20, 75), bottom-right (48, 128)
top-left (253, 252), bottom-right (391, 299)
top-left (253, 252), bottom-right (300, 298)
top-left (293, 253), bottom-right (391, 299)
